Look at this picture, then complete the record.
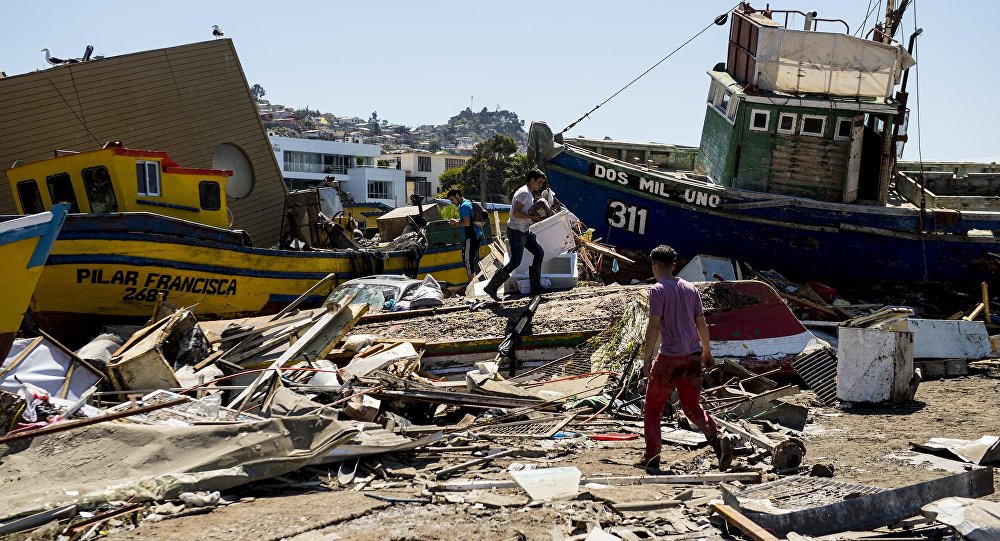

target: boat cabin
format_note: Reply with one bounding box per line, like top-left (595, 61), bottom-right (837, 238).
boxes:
top-left (696, 5), bottom-right (916, 205)
top-left (4, 142), bottom-right (232, 228)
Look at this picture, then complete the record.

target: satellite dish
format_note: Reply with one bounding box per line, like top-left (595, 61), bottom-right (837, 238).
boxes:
top-left (212, 143), bottom-right (255, 199)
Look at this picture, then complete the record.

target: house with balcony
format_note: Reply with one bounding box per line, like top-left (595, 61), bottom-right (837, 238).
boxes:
top-left (385, 151), bottom-right (469, 198)
top-left (270, 135), bottom-right (406, 207)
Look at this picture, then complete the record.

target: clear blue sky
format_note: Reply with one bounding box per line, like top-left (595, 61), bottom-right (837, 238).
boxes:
top-left (2, 1), bottom-right (994, 161)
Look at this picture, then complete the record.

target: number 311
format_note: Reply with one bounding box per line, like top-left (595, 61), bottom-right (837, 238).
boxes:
top-left (606, 200), bottom-right (648, 235)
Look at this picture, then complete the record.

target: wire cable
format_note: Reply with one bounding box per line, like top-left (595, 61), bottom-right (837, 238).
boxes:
top-left (559, 4), bottom-right (739, 135)
top-left (912, 0), bottom-right (929, 282)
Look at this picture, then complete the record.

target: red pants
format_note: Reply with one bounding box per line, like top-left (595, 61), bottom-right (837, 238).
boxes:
top-left (643, 353), bottom-right (717, 460)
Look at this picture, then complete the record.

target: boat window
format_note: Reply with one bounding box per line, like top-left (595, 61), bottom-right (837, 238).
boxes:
top-left (800, 115), bottom-right (826, 137)
top-left (706, 81), bottom-right (719, 104)
top-left (82, 166), bottom-right (118, 213)
top-left (725, 97), bottom-right (738, 122)
top-left (749, 109), bottom-right (770, 132)
top-left (16, 180), bottom-right (45, 214)
top-left (199, 181), bottom-right (221, 211)
top-left (777, 113), bottom-right (797, 134)
top-left (136, 161), bottom-right (161, 196)
top-left (835, 117), bottom-right (853, 140)
top-left (45, 173), bottom-right (80, 213)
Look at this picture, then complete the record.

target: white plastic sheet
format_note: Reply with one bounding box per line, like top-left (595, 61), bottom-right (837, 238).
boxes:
top-left (408, 274), bottom-right (444, 309)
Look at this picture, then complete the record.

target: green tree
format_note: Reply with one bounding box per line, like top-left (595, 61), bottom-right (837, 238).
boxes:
top-left (369, 111), bottom-right (382, 135)
top-left (250, 83), bottom-right (266, 102)
top-left (502, 153), bottom-right (533, 195)
top-left (461, 135), bottom-right (531, 202)
top-left (437, 166), bottom-right (468, 196)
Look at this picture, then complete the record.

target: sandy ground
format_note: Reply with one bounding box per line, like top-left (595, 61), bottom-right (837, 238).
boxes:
top-left (95, 368), bottom-right (1000, 541)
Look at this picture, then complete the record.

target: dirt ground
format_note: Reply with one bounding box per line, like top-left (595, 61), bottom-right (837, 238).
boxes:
top-left (96, 369), bottom-right (1000, 541)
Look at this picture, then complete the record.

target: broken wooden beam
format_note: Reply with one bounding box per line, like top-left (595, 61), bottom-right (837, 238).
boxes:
top-left (228, 290), bottom-right (367, 410)
top-left (777, 292), bottom-right (839, 317)
top-left (371, 389), bottom-right (547, 410)
top-left (579, 240), bottom-right (636, 264)
top-left (611, 499), bottom-right (684, 512)
top-left (434, 449), bottom-right (516, 480)
top-left (430, 472), bottom-right (763, 491)
top-left (358, 304), bottom-right (472, 323)
top-left (711, 503), bottom-right (780, 541)
top-left (964, 303), bottom-right (985, 321)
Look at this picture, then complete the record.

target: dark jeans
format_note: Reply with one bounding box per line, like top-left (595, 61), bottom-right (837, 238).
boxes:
top-left (463, 234), bottom-right (481, 277)
top-left (502, 227), bottom-right (544, 274)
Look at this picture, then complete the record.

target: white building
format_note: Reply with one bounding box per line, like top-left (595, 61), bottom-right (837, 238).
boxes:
top-left (386, 151), bottom-right (469, 198)
top-left (270, 135), bottom-right (406, 208)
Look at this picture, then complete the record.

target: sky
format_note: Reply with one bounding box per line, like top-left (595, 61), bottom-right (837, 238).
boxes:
top-left (2, 1), bottom-right (995, 162)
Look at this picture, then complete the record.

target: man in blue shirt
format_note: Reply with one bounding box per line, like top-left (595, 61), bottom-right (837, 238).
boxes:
top-left (447, 188), bottom-right (483, 279)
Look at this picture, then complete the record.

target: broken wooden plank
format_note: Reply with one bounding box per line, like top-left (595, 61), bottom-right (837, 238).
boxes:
top-left (610, 499), bottom-right (684, 512)
top-left (270, 273), bottom-right (338, 321)
top-left (777, 292), bottom-right (838, 317)
top-left (371, 389), bottom-right (546, 411)
top-left (718, 385), bottom-right (800, 419)
top-left (965, 303), bottom-right (985, 322)
top-left (228, 290), bottom-right (367, 410)
top-left (434, 449), bottom-right (516, 480)
top-left (430, 472), bottom-right (762, 492)
top-left (341, 342), bottom-right (419, 379)
top-left (711, 503), bottom-right (780, 541)
top-left (210, 313), bottom-right (315, 344)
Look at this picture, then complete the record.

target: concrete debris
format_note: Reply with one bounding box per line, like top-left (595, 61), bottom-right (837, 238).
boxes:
top-left (723, 467), bottom-right (994, 536)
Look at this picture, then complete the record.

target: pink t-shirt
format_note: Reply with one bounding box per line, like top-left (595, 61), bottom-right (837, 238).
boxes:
top-left (649, 277), bottom-right (704, 356)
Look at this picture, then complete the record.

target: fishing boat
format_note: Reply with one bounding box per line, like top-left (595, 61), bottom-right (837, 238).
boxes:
top-left (529, 3), bottom-right (999, 286)
top-left (0, 204), bottom-right (67, 358)
top-left (2, 143), bottom-right (480, 340)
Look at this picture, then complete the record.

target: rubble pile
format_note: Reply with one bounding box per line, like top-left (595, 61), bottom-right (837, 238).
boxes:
top-left (1, 268), bottom-right (999, 541)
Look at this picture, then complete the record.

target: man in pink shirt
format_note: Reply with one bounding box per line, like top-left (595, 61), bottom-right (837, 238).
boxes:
top-left (639, 245), bottom-right (732, 471)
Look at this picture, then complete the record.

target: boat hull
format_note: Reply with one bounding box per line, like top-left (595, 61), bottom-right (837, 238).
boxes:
top-left (13, 213), bottom-right (477, 343)
top-left (0, 206), bottom-right (67, 358)
top-left (542, 146), bottom-right (1000, 286)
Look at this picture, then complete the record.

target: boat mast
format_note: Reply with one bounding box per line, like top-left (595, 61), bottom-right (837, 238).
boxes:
top-left (882, 0), bottom-right (896, 43)
top-left (875, 0), bottom-right (898, 204)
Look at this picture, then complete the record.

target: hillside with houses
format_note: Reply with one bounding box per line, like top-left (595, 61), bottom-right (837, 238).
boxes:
top-left (255, 87), bottom-right (527, 156)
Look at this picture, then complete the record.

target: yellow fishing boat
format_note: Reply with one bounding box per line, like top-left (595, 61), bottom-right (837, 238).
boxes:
top-left (4, 143), bottom-right (482, 342)
top-left (0, 204), bottom-right (67, 358)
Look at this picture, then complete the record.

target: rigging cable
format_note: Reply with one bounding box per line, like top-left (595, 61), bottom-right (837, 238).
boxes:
top-left (559, 3), bottom-right (739, 135)
top-left (912, 0), bottom-right (929, 281)
top-left (854, 0), bottom-right (882, 37)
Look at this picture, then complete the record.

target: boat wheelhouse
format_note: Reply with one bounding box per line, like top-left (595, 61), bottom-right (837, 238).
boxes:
top-left (8, 142), bottom-right (232, 229)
